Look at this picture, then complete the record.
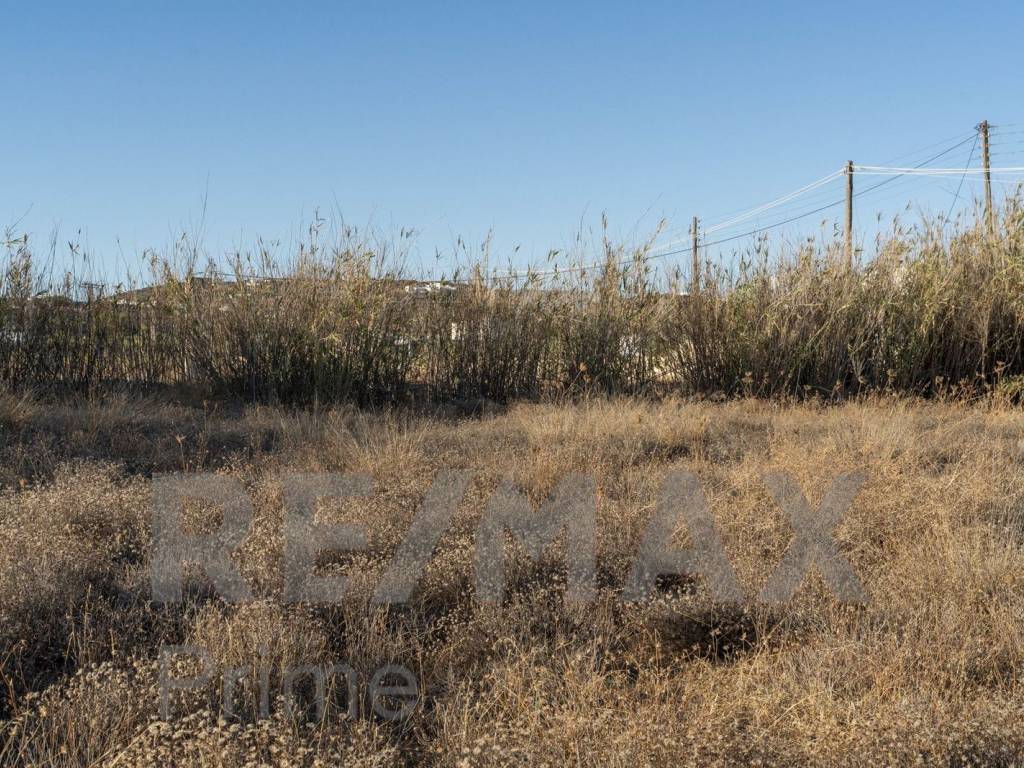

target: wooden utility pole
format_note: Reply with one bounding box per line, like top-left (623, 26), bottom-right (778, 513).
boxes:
top-left (979, 120), bottom-right (994, 234)
top-left (690, 216), bottom-right (700, 294)
top-left (844, 160), bottom-right (854, 268)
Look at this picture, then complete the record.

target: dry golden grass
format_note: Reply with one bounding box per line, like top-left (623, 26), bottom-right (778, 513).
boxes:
top-left (2, 393), bottom-right (1024, 765)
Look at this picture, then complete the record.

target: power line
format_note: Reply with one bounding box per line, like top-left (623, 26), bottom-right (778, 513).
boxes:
top-left (635, 134), bottom-right (980, 253)
top-left (494, 176), bottom-right (851, 281)
top-left (945, 133), bottom-right (979, 225)
top-left (699, 138), bottom-right (979, 233)
top-left (693, 137), bottom-right (989, 253)
top-left (879, 128), bottom-right (977, 165)
top-left (767, 146), bottom-right (974, 213)
top-left (703, 170), bottom-right (846, 235)
top-left (701, 200), bottom-right (847, 249)
top-left (490, 130), bottom-right (990, 282)
top-left (838, 135), bottom-right (978, 203)
top-left (852, 166), bottom-right (1024, 175)
top-left (704, 182), bottom-right (846, 232)
top-left (849, 174), bottom-right (964, 211)
top-left (654, 174), bottom-right (838, 247)
top-left (654, 169), bottom-right (845, 252)
top-left (947, 176), bottom-right (1024, 189)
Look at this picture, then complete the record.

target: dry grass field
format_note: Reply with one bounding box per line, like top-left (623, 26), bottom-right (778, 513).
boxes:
top-left (1, 200), bottom-right (1023, 765)
top-left (2, 392), bottom-right (1024, 765)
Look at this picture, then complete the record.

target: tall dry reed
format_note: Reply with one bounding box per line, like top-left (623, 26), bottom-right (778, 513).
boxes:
top-left (1, 199), bottom-right (1022, 403)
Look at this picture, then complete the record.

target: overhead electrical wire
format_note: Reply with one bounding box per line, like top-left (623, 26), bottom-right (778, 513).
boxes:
top-left (650, 169), bottom-right (845, 253)
top-left (948, 176), bottom-right (1024, 189)
top-left (490, 131), bottom-right (1002, 282)
top-left (661, 141), bottom-right (973, 243)
top-left (945, 133), bottom-right (979, 226)
top-left (699, 135), bottom-right (984, 243)
top-left (649, 135), bottom-right (979, 257)
top-left (852, 165), bottom-right (1024, 175)
top-left (703, 170), bottom-right (846, 235)
top-left (877, 129), bottom-right (978, 165)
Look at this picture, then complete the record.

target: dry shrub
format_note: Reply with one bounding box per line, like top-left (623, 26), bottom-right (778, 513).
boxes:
top-left (2, 200), bottom-right (1022, 404)
top-left (0, 463), bottom-right (154, 713)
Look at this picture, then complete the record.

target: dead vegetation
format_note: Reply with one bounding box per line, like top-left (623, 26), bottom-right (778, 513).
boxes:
top-left (2, 199), bottom-right (1024, 406)
top-left (1, 394), bottom-right (1023, 765)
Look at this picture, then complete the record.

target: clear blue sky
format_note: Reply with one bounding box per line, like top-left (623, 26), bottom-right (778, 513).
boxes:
top-left (4, 1), bottom-right (1023, 282)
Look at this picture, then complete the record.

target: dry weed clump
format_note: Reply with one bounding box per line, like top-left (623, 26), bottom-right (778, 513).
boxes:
top-left (1, 200), bottom-right (1023, 404)
top-left (2, 394), bottom-right (1024, 765)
